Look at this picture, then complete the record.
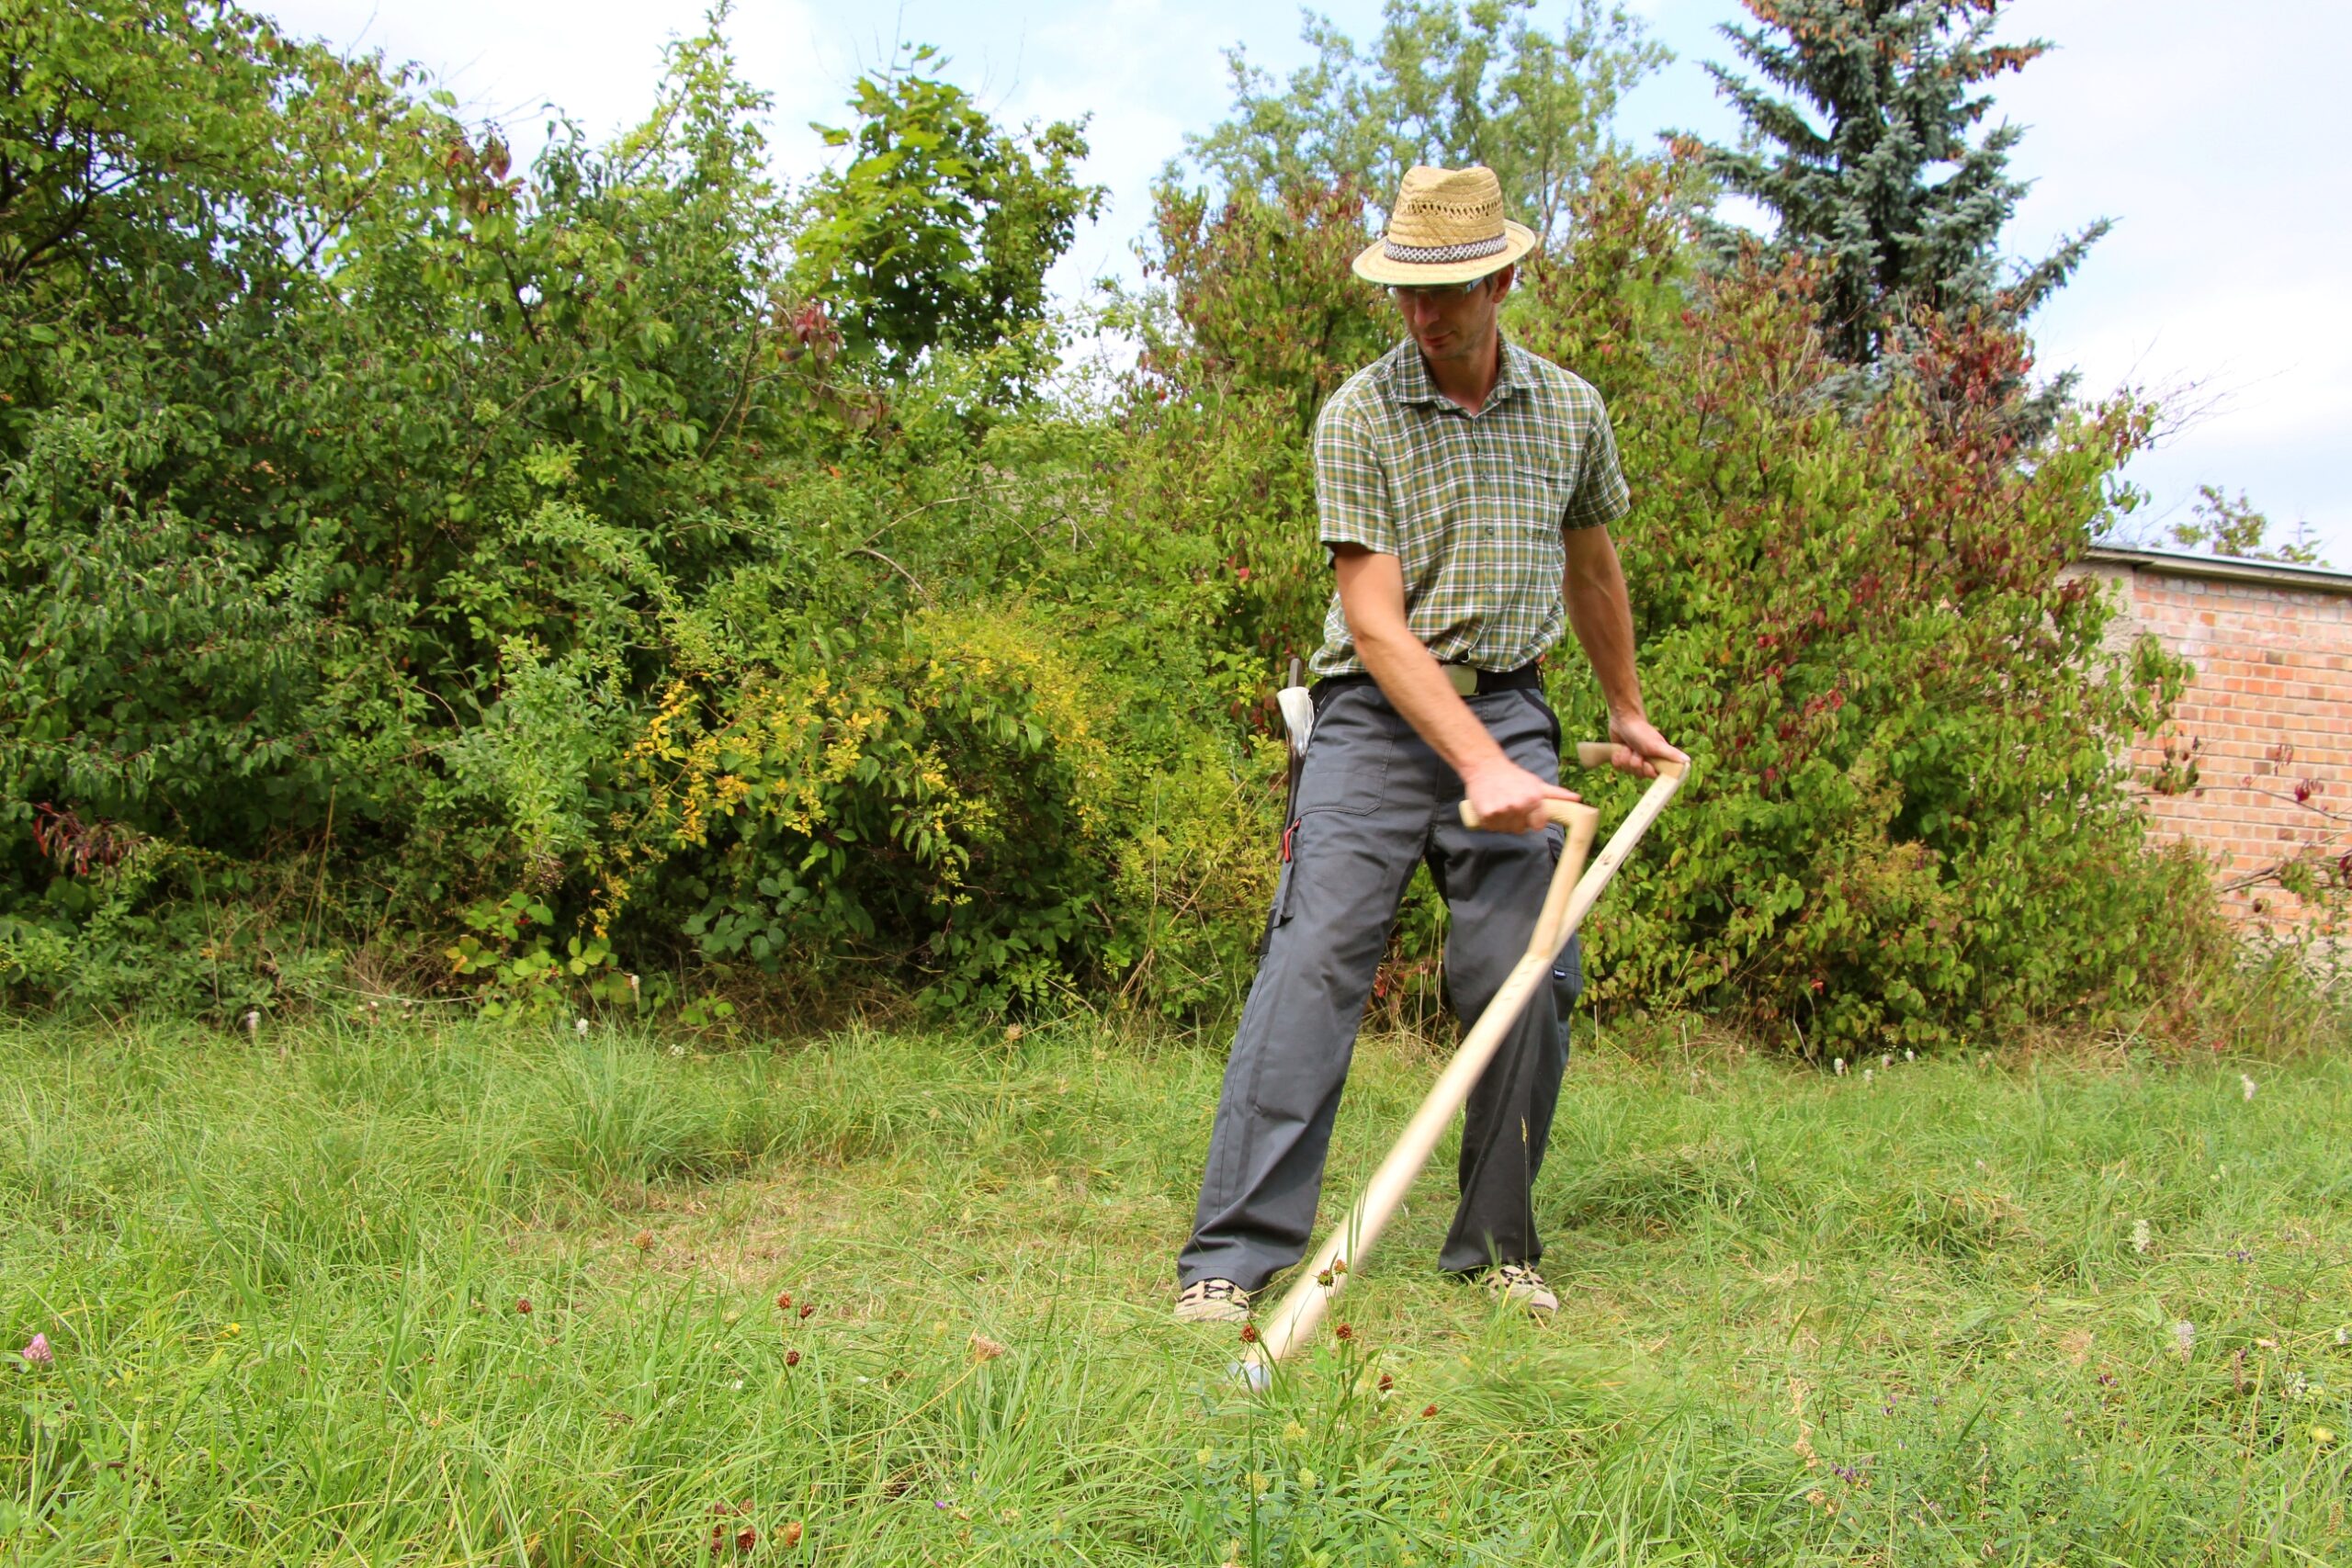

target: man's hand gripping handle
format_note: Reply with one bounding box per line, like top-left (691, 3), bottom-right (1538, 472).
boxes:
top-left (1457, 745), bottom-right (1686, 832)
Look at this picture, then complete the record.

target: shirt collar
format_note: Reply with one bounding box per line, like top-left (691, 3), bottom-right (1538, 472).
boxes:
top-left (1387, 333), bottom-right (1524, 411)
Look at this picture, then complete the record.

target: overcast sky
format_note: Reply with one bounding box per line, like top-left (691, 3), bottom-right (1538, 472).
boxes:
top-left (269, 0), bottom-right (2352, 565)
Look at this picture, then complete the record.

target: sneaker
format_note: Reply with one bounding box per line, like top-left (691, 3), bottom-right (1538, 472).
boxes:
top-left (1480, 1261), bottom-right (1559, 1315)
top-left (1174, 1278), bottom-right (1252, 1324)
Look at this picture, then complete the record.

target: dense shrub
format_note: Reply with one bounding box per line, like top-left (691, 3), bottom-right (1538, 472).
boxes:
top-left (0, 1), bottom-right (2242, 1046)
top-left (0, 4), bottom-right (1173, 1013)
top-left (1122, 155), bottom-right (2226, 1049)
top-left (1556, 270), bottom-right (2216, 1045)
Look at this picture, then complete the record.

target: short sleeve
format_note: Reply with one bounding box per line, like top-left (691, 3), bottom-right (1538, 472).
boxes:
top-left (1313, 396), bottom-right (1397, 556)
top-left (1561, 397), bottom-right (1631, 532)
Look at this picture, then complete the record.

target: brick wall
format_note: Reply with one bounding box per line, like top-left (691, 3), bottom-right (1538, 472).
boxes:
top-left (2074, 552), bottom-right (2352, 929)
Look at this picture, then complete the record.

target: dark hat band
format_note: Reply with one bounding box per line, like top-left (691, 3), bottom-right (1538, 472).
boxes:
top-left (1381, 233), bottom-right (1510, 265)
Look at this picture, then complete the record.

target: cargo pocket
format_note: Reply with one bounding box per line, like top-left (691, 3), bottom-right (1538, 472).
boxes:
top-left (1294, 690), bottom-right (1392, 817)
top-left (1551, 932), bottom-right (1583, 1010)
top-left (1551, 935), bottom-right (1582, 1060)
top-left (1255, 853), bottom-right (1299, 957)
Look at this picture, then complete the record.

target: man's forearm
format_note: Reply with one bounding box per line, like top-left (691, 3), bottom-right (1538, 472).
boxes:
top-left (1353, 620), bottom-right (1510, 780)
top-left (1562, 527), bottom-right (1646, 722)
top-left (1333, 544), bottom-right (1577, 829)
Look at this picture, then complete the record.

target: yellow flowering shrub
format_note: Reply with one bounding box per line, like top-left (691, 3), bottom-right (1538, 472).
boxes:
top-left (613, 601), bottom-right (1269, 1015)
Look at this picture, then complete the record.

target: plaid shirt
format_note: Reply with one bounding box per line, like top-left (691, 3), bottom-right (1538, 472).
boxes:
top-left (1308, 334), bottom-right (1631, 677)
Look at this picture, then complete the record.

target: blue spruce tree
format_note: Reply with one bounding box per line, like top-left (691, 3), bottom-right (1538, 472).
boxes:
top-left (1694, 0), bottom-right (2106, 379)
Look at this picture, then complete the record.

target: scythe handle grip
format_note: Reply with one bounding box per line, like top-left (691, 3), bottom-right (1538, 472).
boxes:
top-left (1453, 796), bottom-right (1590, 833)
top-left (1577, 741), bottom-right (1689, 776)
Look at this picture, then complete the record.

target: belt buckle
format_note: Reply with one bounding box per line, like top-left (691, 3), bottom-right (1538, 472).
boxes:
top-left (1445, 664), bottom-right (1478, 697)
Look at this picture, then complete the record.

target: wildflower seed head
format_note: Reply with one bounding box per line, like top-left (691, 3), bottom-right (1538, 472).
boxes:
top-left (1238, 1323), bottom-right (1258, 1344)
top-left (775, 1292), bottom-right (792, 1310)
top-left (781, 1522), bottom-right (802, 1548)
top-left (515, 1298), bottom-right (532, 1315)
top-left (2132, 1218), bottom-right (2152, 1255)
top-left (1378, 1371), bottom-right (1395, 1391)
top-left (1335, 1323), bottom-right (1354, 1341)
top-left (1421, 1403), bottom-right (1438, 1417)
top-left (785, 1349), bottom-right (800, 1367)
top-left (2174, 1320), bottom-right (2195, 1359)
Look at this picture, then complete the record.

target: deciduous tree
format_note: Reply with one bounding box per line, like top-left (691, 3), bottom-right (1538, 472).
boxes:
top-left (1187, 0), bottom-right (1664, 244)
top-left (793, 45), bottom-right (1102, 387)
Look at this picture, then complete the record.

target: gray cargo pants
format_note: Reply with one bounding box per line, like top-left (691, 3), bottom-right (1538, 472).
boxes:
top-left (1178, 679), bottom-right (1580, 1292)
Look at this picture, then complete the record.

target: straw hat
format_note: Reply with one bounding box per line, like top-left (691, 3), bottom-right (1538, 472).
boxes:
top-left (1351, 164), bottom-right (1537, 287)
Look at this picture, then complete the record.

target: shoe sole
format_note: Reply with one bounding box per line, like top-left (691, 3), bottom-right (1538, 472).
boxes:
top-left (1485, 1273), bottom-right (1559, 1315)
top-left (1172, 1303), bottom-right (1251, 1325)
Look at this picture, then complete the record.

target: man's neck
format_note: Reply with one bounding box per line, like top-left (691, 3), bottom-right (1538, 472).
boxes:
top-left (1420, 329), bottom-right (1502, 414)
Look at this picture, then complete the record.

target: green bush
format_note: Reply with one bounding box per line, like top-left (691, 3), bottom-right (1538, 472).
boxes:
top-left (1119, 155), bottom-right (2229, 1049)
top-left (1555, 260), bottom-right (2221, 1047)
top-left (0, 1), bottom-right (2252, 1047)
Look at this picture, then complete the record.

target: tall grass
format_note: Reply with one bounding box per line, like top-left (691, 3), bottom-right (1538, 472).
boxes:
top-left (2, 1017), bottom-right (2347, 1563)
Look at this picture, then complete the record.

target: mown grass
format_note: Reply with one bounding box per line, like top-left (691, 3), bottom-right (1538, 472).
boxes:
top-left (2, 1014), bottom-right (2348, 1565)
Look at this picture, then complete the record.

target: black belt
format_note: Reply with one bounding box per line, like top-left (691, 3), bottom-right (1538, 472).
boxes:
top-left (1311, 660), bottom-right (1544, 706)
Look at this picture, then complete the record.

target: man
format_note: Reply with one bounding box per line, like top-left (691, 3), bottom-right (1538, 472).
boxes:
top-left (1175, 164), bottom-right (1685, 1324)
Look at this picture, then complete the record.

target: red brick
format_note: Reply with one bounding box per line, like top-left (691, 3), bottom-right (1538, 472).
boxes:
top-left (2089, 556), bottom-right (2352, 934)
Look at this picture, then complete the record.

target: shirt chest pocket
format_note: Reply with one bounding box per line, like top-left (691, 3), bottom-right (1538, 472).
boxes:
top-left (1508, 440), bottom-right (1579, 528)
top-left (1492, 447), bottom-right (1573, 592)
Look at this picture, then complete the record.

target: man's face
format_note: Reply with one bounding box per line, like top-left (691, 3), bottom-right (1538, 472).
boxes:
top-left (1392, 265), bottom-right (1512, 366)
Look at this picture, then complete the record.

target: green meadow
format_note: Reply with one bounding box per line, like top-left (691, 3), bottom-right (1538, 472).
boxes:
top-left (3, 1018), bottom-right (2348, 1564)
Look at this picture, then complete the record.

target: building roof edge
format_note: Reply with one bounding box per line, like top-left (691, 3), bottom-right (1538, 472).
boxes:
top-left (2080, 544), bottom-right (2352, 595)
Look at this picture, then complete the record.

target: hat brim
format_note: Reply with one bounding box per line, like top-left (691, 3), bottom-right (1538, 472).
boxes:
top-left (1351, 220), bottom-right (1539, 286)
